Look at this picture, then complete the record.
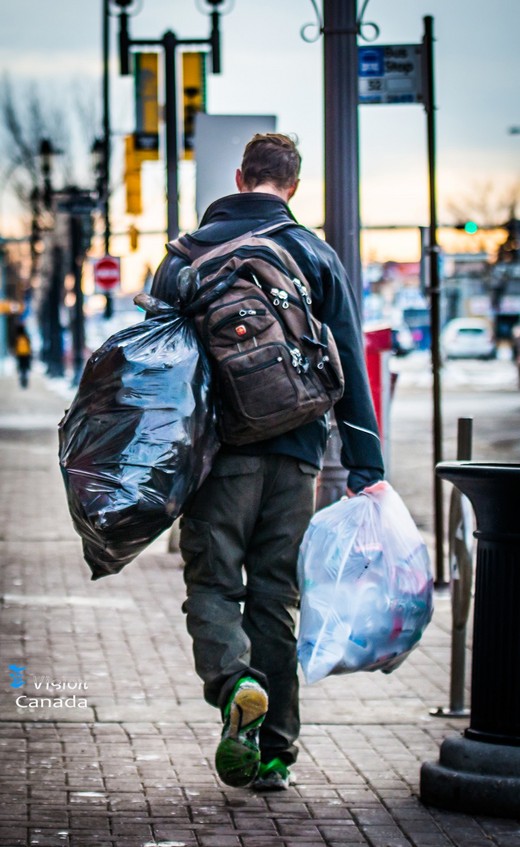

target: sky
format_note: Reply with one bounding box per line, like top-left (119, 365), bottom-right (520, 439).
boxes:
top-left (1, 0), bottom-right (519, 270)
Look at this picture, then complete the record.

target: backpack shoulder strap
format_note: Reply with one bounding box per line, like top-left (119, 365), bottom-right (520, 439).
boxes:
top-left (166, 236), bottom-right (191, 260)
top-left (166, 220), bottom-right (302, 263)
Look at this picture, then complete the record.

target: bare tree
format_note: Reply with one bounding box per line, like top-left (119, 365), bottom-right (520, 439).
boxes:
top-left (0, 73), bottom-right (99, 216)
top-left (446, 180), bottom-right (520, 229)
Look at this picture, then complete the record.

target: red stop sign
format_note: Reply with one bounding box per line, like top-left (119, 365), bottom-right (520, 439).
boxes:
top-left (94, 256), bottom-right (120, 291)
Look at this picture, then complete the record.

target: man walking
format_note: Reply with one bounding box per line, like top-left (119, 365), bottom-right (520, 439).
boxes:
top-left (151, 133), bottom-right (384, 790)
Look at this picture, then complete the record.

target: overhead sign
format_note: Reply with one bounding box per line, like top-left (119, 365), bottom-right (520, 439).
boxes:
top-left (93, 256), bottom-right (121, 292)
top-left (358, 44), bottom-right (423, 105)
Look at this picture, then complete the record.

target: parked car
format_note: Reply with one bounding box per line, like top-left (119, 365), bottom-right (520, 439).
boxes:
top-left (441, 318), bottom-right (496, 360)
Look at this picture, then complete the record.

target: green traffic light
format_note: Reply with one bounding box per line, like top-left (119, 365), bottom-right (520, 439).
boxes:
top-left (464, 221), bottom-right (478, 234)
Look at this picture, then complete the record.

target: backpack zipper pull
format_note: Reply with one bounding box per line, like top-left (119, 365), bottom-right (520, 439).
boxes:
top-left (293, 277), bottom-right (312, 305)
top-left (270, 288), bottom-right (289, 308)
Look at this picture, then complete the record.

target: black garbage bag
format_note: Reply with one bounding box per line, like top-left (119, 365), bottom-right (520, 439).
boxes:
top-left (58, 292), bottom-right (219, 580)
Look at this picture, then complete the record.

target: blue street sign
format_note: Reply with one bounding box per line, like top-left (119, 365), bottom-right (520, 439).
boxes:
top-left (358, 47), bottom-right (384, 78)
top-left (358, 44), bottom-right (423, 105)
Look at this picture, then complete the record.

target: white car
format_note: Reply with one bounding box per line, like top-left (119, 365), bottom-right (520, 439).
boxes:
top-left (441, 318), bottom-right (496, 360)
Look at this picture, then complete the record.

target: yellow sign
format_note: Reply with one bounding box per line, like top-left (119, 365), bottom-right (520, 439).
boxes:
top-left (134, 53), bottom-right (160, 160)
top-left (182, 52), bottom-right (207, 160)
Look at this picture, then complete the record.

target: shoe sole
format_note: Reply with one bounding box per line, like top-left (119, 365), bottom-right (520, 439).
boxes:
top-left (252, 776), bottom-right (290, 791)
top-left (252, 768), bottom-right (294, 792)
top-left (229, 686), bottom-right (268, 737)
top-left (216, 686), bottom-right (268, 788)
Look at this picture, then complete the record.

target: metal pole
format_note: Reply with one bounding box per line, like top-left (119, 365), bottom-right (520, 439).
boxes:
top-left (47, 245), bottom-right (65, 378)
top-left (102, 0), bottom-right (113, 318)
top-left (0, 246), bottom-right (8, 369)
top-left (210, 9), bottom-right (221, 73)
top-left (316, 1), bottom-right (362, 508)
top-left (323, 0), bottom-right (362, 305)
top-left (448, 417), bottom-right (473, 715)
top-left (419, 225), bottom-right (429, 296)
top-left (430, 417), bottom-right (473, 719)
top-left (164, 31), bottom-right (179, 241)
top-left (423, 15), bottom-right (446, 586)
top-left (317, 0), bottom-right (361, 507)
top-left (70, 216), bottom-right (85, 385)
top-left (102, 0), bottom-right (110, 254)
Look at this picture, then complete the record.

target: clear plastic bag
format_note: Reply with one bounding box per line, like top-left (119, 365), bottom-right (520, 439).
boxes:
top-left (297, 481), bottom-right (434, 683)
top-left (58, 293), bottom-right (219, 580)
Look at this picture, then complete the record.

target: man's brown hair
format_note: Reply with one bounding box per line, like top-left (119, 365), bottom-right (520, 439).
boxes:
top-left (240, 133), bottom-right (301, 190)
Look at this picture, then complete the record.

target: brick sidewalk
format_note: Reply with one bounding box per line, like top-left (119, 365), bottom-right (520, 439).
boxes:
top-left (1, 366), bottom-right (519, 846)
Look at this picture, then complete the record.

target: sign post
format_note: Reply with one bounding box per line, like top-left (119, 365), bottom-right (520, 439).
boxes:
top-left (357, 19), bottom-right (446, 586)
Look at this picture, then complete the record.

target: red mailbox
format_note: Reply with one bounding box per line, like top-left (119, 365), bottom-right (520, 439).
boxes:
top-left (364, 323), bottom-right (393, 467)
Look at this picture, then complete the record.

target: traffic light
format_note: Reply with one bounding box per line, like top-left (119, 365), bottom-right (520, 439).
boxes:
top-left (129, 224), bottom-right (139, 252)
top-left (124, 135), bottom-right (142, 215)
top-left (454, 220), bottom-right (479, 235)
top-left (182, 53), bottom-right (207, 160)
top-left (134, 53), bottom-right (159, 159)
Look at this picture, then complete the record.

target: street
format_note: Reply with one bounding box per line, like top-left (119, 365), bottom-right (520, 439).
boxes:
top-left (389, 351), bottom-right (520, 538)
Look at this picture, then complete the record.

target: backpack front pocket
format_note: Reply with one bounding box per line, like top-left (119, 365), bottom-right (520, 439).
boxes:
top-left (205, 296), bottom-right (280, 348)
top-left (221, 344), bottom-right (299, 419)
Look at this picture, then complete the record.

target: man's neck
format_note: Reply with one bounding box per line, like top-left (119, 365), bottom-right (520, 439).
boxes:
top-left (245, 183), bottom-right (291, 203)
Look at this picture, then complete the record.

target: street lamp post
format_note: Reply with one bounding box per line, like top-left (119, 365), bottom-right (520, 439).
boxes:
top-left (91, 136), bottom-right (113, 317)
top-left (58, 186), bottom-right (96, 386)
top-left (37, 138), bottom-right (66, 378)
top-left (313, 0), bottom-right (362, 507)
top-left (112, 0), bottom-right (226, 240)
top-left (323, 0), bottom-right (362, 304)
top-left (35, 136), bottom-right (100, 383)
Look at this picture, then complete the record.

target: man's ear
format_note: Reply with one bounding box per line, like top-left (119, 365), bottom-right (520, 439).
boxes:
top-left (287, 179), bottom-right (300, 200)
top-left (235, 169), bottom-right (244, 192)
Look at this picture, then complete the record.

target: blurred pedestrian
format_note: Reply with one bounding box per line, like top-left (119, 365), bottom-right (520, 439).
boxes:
top-left (14, 325), bottom-right (32, 388)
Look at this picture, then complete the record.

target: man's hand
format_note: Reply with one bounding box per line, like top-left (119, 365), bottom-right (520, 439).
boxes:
top-left (346, 480), bottom-right (386, 498)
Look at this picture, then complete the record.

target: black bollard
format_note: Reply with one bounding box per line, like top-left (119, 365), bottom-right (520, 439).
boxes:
top-left (420, 461), bottom-right (520, 817)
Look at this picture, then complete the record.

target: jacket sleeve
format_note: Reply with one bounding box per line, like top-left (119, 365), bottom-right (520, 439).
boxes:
top-left (311, 244), bottom-right (385, 492)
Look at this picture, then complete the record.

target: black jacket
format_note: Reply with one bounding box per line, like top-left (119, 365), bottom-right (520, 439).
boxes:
top-left (151, 192), bottom-right (384, 492)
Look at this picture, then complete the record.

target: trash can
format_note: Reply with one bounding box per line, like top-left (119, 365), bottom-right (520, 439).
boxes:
top-left (420, 461), bottom-right (520, 817)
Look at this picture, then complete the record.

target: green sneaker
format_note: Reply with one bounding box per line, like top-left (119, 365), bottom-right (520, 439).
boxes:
top-left (251, 757), bottom-right (293, 791)
top-left (215, 677), bottom-right (268, 788)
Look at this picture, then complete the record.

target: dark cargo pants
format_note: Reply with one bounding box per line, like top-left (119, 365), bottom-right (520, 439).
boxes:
top-left (179, 452), bottom-right (317, 766)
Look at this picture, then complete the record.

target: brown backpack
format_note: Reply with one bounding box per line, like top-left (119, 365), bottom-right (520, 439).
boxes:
top-left (169, 224), bottom-right (345, 445)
